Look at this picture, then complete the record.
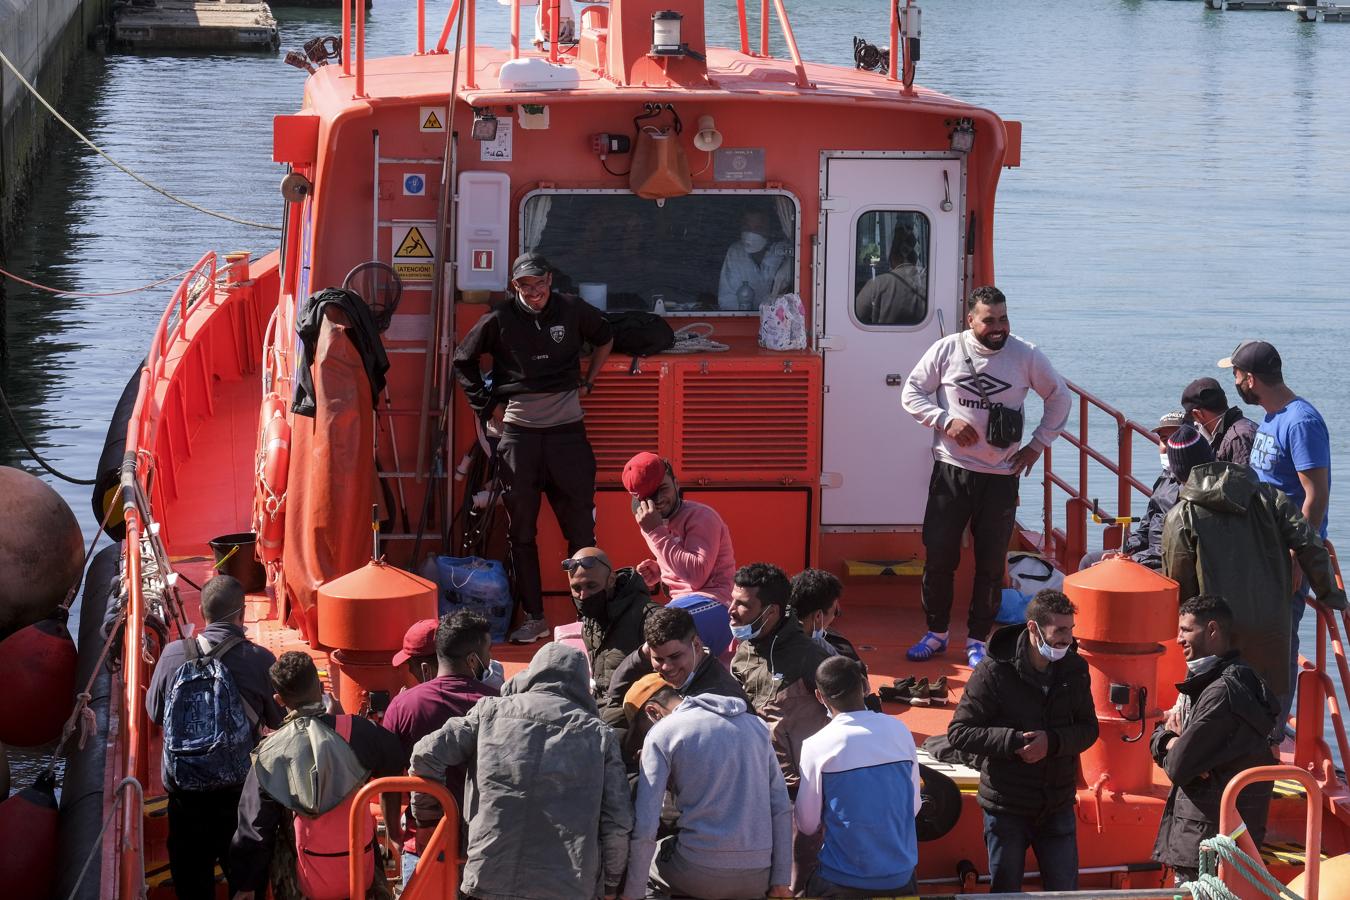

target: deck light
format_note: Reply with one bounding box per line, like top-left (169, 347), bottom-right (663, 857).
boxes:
top-left (949, 118), bottom-right (975, 154)
top-left (472, 109), bottom-right (499, 142)
top-left (651, 11), bottom-right (684, 56)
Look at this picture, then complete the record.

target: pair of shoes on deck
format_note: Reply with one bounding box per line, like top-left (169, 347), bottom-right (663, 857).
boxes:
top-left (879, 676), bottom-right (949, 706)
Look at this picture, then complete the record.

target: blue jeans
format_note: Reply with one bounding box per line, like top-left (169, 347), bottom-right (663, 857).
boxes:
top-left (983, 806), bottom-right (1079, 892)
top-left (1279, 590), bottom-right (1310, 731)
top-left (401, 849), bottom-right (420, 886)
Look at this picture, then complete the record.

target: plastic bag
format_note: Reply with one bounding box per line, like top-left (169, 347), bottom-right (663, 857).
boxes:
top-left (433, 556), bottom-right (513, 642)
top-left (757, 293), bottom-right (806, 351)
top-left (995, 588), bottom-right (1032, 625)
top-left (1007, 552), bottom-right (1065, 596)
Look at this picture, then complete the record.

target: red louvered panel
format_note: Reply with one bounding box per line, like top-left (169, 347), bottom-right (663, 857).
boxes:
top-left (581, 367), bottom-right (662, 478)
top-left (673, 361), bottom-right (820, 482)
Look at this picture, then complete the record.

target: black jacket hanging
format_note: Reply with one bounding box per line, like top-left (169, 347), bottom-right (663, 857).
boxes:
top-left (292, 288), bottom-right (390, 418)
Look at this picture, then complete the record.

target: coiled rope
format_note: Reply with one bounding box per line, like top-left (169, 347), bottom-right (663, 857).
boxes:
top-left (1179, 834), bottom-right (1305, 900)
top-left (0, 46), bottom-right (281, 232)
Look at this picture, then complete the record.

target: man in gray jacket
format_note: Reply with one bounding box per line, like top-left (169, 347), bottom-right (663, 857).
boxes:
top-left (410, 642), bottom-right (632, 900)
top-left (622, 678), bottom-right (793, 900)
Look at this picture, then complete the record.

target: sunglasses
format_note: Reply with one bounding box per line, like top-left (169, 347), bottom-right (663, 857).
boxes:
top-left (562, 557), bottom-right (610, 573)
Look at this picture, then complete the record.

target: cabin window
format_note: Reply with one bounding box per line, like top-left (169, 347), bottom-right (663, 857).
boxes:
top-left (852, 210), bottom-right (930, 327)
top-left (519, 191), bottom-right (798, 316)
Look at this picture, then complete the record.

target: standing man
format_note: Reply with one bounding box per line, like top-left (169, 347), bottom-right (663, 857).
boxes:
top-left (146, 576), bottom-right (285, 900)
top-left (1151, 596), bottom-right (1277, 884)
top-left (902, 285), bottom-right (1072, 667)
top-left (797, 657), bottom-right (921, 898)
top-left (946, 590), bottom-right (1098, 892)
top-left (623, 451), bottom-right (737, 606)
top-left (452, 253), bottom-right (614, 643)
top-left (1180, 377), bottom-right (1257, 466)
top-left (410, 643), bottom-right (632, 900)
top-left (621, 679), bottom-right (793, 899)
top-left (565, 547), bottom-right (659, 700)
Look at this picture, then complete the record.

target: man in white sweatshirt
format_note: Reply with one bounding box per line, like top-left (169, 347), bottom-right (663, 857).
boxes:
top-left (901, 286), bottom-right (1071, 668)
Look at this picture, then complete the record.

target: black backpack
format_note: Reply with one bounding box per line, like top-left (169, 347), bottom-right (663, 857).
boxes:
top-left (604, 311), bottom-right (675, 358)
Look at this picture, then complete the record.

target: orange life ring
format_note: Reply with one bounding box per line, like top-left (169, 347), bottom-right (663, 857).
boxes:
top-left (254, 392), bottom-right (290, 563)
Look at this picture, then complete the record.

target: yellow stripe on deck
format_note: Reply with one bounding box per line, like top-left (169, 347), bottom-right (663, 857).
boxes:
top-left (1261, 842), bottom-right (1328, 867)
top-left (1271, 779), bottom-right (1307, 800)
top-left (845, 559), bottom-right (925, 577)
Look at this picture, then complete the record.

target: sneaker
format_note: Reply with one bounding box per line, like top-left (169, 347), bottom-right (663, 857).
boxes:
top-left (509, 616), bottom-right (549, 644)
top-left (966, 639), bottom-right (987, 668)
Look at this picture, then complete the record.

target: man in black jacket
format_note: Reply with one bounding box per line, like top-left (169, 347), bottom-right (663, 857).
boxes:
top-left (1181, 377), bottom-right (1258, 467)
top-left (1152, 595), bottom-right (1276, 884)
top-left (947, 589), bottom-right (1098, 892)
top-left (566, 547), bottom-right (659, 700)
top-left (452, 253), bottom-right (614, 643)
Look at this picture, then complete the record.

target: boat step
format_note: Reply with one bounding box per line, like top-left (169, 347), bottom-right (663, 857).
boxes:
top-left (844, 558), bottom-right (925, 577)
top-left (1261, 841), bottom-right (1328, 867)
top-left (1272, 778), bottom-right (1308, 799)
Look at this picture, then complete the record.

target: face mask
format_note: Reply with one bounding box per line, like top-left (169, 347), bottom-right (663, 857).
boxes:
top-left (730, 608), bottom-right (770, 642)
top-left (811, 626), bottom-right (826, 642)
top-left (1159, 449), bottom-right (1171, 474)
top-left (741, 231), bottom-right (768, 254)
top-left (1185, 655), bottom-right (1216, 673)
top-left (480, 659), bottom-right (505, 691)
top-left (1032, 625), bottom-right (1069, 662)
top-left (679, 666), bottom-right (697, 690)
top-left (579, 589), bottom-right (609, 620)
top-left (1194, 418), bottom-right (1214, 442)
top-left (1236, 381), bottom-right (1259, 405)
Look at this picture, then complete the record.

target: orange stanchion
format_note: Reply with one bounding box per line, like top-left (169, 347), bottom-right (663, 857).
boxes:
top-left (349, 776), bottom-right (460, 900)
top-left (1217, 765), bottom-right (1321, 900)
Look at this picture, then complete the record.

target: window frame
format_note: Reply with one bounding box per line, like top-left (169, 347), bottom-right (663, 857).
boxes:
top-left (517, 187), bottom-right (803, 318)
top-left (846, 206), bottom-right (935, 333)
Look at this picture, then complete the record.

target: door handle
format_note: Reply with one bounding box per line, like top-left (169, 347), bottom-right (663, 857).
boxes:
top-left (885, 374), bottom-right (903, 386)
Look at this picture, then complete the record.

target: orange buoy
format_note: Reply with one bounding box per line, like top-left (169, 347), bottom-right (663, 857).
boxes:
top-left (254, 392), bottom-right (290, 564)
top-left (0, 771), bottom-right (59, 899)
top-left (0, 467), bottom-right (84, 636)
top-left (0, 611), bottom-right (78, 747)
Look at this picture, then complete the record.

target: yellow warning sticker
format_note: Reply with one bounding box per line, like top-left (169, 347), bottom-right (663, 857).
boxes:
top-left (391, 223), bottom-right (436, 281)
top-left (419, 106), bottom-right (446, 133)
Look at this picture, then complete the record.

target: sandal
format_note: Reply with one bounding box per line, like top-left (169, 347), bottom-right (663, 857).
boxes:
top-left (966, 639), bottom-right (987, 668)
top-left (906, 632), bottom-right (949, 662)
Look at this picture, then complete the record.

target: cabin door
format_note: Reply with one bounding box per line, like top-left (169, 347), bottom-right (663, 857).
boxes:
top-left (820, 155), bottom-right (963, 526)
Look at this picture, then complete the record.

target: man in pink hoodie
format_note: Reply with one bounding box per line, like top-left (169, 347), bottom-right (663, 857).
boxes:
top-left (623, 452), bottom-right (736, 606)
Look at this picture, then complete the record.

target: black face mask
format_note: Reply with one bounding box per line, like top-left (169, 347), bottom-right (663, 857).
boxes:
top-left (579, 589), bottom-right (610, 619)
top-left (1236, 381), bottom-right (1260, 405)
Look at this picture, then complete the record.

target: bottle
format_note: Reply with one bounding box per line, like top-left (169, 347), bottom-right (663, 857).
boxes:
top-left (736, 280), bottom-right (755, 310)
top-left (652, 293), bottom-right (667, 315)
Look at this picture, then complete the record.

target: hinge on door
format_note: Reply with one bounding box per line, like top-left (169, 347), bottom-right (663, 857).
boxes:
top-left (820, 471), bottom-right (842, 488)
top-left (819, 196), bottom-right (845, 213)
top-left (817, 334), bottom-right (845, 351)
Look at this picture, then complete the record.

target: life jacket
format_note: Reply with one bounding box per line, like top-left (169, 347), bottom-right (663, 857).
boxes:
top-left (161, 634), bottom-right (256, 791)
top-left (255, 711), bottom-right (373, 900)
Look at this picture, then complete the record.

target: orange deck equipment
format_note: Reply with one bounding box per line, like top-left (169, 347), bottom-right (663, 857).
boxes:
top-left (1067, 558), bottom-right (1180, 795)
top-left (317, 560), bottom-right (437, 712)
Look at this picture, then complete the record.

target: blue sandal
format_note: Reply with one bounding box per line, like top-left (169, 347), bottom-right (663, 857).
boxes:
top-left (906, 632), bottom-right (949, 662)
top-left (966, 639), bottom-right (988, 668)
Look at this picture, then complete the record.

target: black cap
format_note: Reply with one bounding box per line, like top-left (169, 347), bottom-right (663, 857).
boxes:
top-left (1217, 340), bottom-right (1281, 377)
top-left (1181, 377), bottom-right (1228, 414)
top-left (511, 252), bottom-right (550, 280)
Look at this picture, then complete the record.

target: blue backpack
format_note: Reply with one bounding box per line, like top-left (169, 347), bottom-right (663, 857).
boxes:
top-left (162, 634), bottom-right (257, 791)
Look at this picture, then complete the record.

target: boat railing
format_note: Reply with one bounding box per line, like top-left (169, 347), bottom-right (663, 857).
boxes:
top-left (1218, 765), bottom-right (1323, 900)
top-left (1035, 381), bottom-right (1158, 571)
top-left (1295, 542), bottom-right (1350, 792)
top-left (349, 777), bottom-right (461, 900)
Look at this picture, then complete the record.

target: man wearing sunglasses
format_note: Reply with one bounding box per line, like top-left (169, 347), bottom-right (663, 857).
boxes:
top-left (453, 253), bottom-right (614, 643)
top-left (564, 548), bottom-right (659, 700)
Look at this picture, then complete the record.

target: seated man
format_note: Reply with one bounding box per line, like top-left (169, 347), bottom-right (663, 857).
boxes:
top-left (380, 612), bottom-right (499, 885)
top-left (717, 210), bottom-right (792, 310)
top-left (621, 679), bottom-right (792, 900)
top-left (790, 568), bottom-right (858, 660)
top-left (798, 657), bottom-right (921, 898)
top-left (392, 618), bottom-right (438, 688)
top-left (854, 226), bottom-right (927, 326)
top-left (624, 451), bottom-right (736, 606)
top-left (410, 643), bottom-right (631, 900)
top-left (229, 652), bottom-right (404, 900)
top-left (1151, 595), bottom-right (1277, 885)
top-left (566, 546), bottom-right (658, 700)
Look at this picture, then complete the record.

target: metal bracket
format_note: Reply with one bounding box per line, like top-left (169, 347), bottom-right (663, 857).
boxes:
top-left (817, 334), bottom-right (844, 351)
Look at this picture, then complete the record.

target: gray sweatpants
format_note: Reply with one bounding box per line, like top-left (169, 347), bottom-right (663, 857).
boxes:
top-left (646, 836), bottom-right (771, 900)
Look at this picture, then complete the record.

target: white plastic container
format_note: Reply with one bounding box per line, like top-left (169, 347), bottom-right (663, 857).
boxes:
top-left (498, 57), bottom-right (581, 92)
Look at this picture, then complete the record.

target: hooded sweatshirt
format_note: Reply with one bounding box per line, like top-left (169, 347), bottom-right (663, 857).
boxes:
top-left (901, 331), bottom-right (1071, 475)
top-left (623, 695), bottom-right (793, 897)
top-left (410, 643), bottom-right (632, 900)
top-left (1162, 461), bottom-right (1346, 700)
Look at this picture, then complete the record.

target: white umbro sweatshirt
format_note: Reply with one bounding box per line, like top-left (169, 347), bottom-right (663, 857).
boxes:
top-left (902, 331), bottom-right (1071, 475)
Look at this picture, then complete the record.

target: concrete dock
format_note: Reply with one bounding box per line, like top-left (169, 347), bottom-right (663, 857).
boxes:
top-left (113, 1), bottom-right (280, 52)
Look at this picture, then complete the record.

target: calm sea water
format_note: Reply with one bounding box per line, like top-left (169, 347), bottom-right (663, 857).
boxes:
top-left (2, 1), bottom-right (1347, 784)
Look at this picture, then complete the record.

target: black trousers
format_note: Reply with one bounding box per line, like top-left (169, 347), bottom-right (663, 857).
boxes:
top-left (167, 785), bottom-right (244, 900)
top-left (498, 421), bottom-right (597, 616)
top-left (921, 460), bottom-right (1019, 641)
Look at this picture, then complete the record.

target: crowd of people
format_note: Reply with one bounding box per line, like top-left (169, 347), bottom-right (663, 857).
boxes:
top-left (145, 270), bottom-right (1345, 898)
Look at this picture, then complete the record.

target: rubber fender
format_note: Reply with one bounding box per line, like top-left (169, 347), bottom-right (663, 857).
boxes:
top-left (916, 763), bottom-right (962, 842)
top-left (0, 467), bottom-right (85, 636)
top-left (0, 611), bottom-right (78, 747)
top-left (90, 362), bottom-right (144, 541)
top-left (1287, 852), bottom-right (1350, 897)
top-left (0, 770), bottom-right (59, 899)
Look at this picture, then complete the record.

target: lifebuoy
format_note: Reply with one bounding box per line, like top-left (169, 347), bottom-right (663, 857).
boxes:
top-left (254, 391), bottom-right (290, 563)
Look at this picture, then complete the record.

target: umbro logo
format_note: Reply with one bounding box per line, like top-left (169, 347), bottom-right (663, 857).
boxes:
top-left (956, 372), bottom-right (1012, 397)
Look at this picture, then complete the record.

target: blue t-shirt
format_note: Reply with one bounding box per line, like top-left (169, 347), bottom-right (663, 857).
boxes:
top-left (1249, 397), bottom-right (1331, 537)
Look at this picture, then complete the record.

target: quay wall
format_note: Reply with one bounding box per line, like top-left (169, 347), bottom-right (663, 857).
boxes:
top-left (0, 0), bottom-right (112, 242)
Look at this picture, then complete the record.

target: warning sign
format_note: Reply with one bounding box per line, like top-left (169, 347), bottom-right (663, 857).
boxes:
top-left (392, 224), bottom-right (435, 282)
top-left (419, 107), bottom-right (446, 133)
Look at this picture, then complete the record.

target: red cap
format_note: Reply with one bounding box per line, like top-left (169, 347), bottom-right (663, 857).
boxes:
top-left (622, 452), bottom-right (666, 498)
top-left (392, 618), bottom-right (438, 667)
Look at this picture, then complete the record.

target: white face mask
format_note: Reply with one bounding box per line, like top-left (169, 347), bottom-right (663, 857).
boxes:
top-left (1185, 655), bottom-right (1216, 673)
top-left (1195, 419), bottom-right (1214, 442)
top-left (741, 231), bottom-right (768, 254)
top-left (1159, 449), bottom-right (1171, 474)
top-left (1032, 624), bottom-right (1069, 662)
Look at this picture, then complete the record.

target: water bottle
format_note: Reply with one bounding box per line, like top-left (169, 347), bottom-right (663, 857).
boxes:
top-left (736, 280), bottom-right (755, 310)
top-left (652, 293), bottom-right (667, 315)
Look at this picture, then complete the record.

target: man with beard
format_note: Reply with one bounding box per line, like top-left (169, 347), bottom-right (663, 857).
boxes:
top-left (566, 547), bottom-right (659, 701)
top-left (901, 286), bottom-right (1072, 668)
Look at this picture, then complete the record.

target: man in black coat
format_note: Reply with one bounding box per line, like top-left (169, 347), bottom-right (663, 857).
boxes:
top-left (947, 589), bottom-right (1098, 892)
top-left (1151, 595), bottom-right (1276, 884)
top-left (566, 547), bottom-right (659, 701)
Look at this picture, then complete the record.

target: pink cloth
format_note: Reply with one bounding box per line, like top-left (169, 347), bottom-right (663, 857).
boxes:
top-left (640, 500), bottom-right (736, 606)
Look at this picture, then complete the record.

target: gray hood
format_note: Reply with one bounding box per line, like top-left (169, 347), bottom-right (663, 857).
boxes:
top-left (679, 693), bottom-right (750, 719)
top-left (502, 641), bottom-right (597, 715)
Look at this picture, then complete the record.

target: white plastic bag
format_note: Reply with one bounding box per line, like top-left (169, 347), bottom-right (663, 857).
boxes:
top-left (758, 293), bottom-right (806, 351)
top-left (1007, 552), bottom-right (1065, 595)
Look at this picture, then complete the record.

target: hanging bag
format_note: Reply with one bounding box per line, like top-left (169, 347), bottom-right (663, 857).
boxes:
top-left (629, 104), bottom-right (692, 200)
top-left (960, 333), bottom-right (1024, 449)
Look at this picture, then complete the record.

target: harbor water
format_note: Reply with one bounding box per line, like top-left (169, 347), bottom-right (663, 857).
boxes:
top-left (2, 1), bottom-right (1347, 785)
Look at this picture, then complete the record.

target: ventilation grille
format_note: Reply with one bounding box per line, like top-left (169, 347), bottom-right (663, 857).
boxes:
top-left (582, 369), bottom-right (661, 476)
top-left (675, 368), bottom-right (817, 479)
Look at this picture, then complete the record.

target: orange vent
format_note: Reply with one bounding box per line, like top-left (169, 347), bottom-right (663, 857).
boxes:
top-left (583, 368), bottom-right (662, 476)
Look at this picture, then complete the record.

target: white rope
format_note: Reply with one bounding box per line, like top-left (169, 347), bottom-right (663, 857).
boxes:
top-left (0, 47), bottom-right (281, 232)
top-left (665, 322), bottom-right (730, 353)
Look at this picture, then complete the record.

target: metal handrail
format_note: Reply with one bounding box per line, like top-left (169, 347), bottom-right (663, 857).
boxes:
top-left (1218, 765), bottom-right (1322, 900)
top-left (349, 776), bottom-right (460, 900)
